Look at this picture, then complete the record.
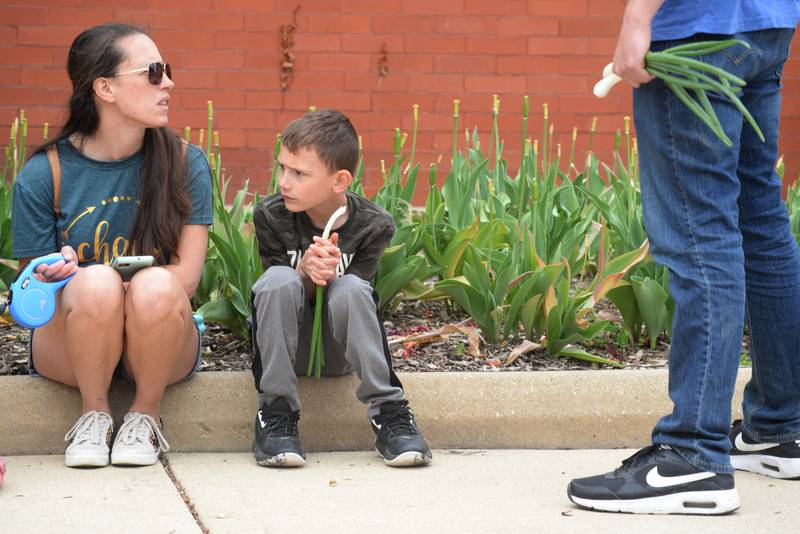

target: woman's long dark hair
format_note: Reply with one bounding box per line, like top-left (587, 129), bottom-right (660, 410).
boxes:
top-left (36, 23), bottom-right (191, 263)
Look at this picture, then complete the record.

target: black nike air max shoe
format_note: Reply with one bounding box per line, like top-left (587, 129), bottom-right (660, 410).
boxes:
top-left (568, 444), bottom-right (739, 514)
top-left (729, 419), bottom-right (800, 479)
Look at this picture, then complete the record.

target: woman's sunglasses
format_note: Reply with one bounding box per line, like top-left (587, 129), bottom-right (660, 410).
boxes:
top-left (112, 62), bottom-right (172, 85)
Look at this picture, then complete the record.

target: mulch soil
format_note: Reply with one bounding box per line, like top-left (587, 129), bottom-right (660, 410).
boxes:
top-left (0, 299), bottom-right (687, 376)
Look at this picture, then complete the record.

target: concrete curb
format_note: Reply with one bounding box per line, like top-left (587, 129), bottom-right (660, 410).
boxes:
top-left (1, 369), bottom-right (750, 455)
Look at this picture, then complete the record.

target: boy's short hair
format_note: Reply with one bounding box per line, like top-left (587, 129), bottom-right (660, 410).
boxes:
top-left (281, 109), bottom-right (359, 174)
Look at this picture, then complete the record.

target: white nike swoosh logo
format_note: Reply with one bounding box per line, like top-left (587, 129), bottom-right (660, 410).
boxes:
top-left (257, 412), bottom-right (267, 429)
top-left (371, 419), bottom-right (382, 430)
top-left (645, 467), bottom-right (715, 488)
top-left (734, 432), bottom-right (779, 452)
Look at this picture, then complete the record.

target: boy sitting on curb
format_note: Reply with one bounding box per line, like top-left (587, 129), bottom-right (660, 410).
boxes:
top-left (249, 109), bottom-right (432, 468)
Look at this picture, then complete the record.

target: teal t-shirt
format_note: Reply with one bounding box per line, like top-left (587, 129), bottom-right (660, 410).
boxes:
top-left (12, 138), bottom-right (213, 265)
top-left (652, 0), bottom-right (800, 41)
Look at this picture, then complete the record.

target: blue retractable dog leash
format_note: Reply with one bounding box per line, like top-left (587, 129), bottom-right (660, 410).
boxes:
top-left (4, 253), bottom-right (76, 328)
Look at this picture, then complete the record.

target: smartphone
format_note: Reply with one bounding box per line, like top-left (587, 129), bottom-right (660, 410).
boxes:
top-left (110, 255), bottom-right (155, 282)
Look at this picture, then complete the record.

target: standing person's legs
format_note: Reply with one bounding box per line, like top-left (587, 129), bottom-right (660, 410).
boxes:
top-left (640, 43), bottom-right (752, 475)
top-left (567, 32), bottom-right (786, 514)
top-left (644, 29), bottom-right (800, 473)
top-left (730, 29), bottom-right (800, 477)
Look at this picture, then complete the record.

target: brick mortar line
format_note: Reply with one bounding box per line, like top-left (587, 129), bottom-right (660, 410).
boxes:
top-left (160, 455), bottom-right (211, 534)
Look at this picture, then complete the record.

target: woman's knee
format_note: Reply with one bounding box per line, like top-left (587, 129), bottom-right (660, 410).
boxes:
top-left (61, 264), bottom-right (124, 320)
top-left (125, 267), bottom-right (186, 324)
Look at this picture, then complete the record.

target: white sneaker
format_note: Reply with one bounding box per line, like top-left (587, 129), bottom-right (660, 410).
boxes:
top-left (64, 410), bottom-right (113, 468)
top-left (111, 412), bottom-right (170, 466)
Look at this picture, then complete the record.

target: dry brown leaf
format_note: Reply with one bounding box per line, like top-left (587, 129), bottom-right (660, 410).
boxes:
top-left (388, 320), bottom-right (481, 358)
top-left (392, 331), bottom-right (447, 346)
top-left (504, 340), bottom-right (541, 366)
top-left (388, 319), bottom-right (468, 345)
top-left (437, 324), bottom-right (481, 358)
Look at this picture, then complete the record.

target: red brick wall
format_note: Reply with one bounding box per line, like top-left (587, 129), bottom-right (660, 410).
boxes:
top-left (2, 0), bottom-right (799, 200)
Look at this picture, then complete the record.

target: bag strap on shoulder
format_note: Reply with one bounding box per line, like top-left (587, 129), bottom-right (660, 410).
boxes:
top-left (46, 145), bottom-right (62, 218)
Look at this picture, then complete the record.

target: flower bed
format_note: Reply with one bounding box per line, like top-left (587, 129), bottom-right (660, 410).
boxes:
top-left (0, 102), bottom-right (787, 370)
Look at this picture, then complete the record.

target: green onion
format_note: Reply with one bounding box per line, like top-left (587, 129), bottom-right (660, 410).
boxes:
top-left (593, 40), bottom-right (763, 147)
top-left (307, 204), bottom-right (348, 379)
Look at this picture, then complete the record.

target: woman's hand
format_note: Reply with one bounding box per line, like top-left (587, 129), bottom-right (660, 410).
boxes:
top-left (33, 246), bottom-right (79, 283)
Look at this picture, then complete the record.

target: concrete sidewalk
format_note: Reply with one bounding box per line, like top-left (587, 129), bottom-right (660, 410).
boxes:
top-left (3, 450), bottom-right (799, 534)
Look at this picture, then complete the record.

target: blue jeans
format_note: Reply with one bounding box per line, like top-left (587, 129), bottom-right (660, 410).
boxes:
top-left (635, 28), bottom-right (800, 474)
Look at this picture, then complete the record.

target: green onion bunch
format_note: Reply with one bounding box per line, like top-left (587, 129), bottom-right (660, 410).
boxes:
top-left (594, 40), bottom-right (763, 147)
top-left (307, 204), bottom-right (348, 379)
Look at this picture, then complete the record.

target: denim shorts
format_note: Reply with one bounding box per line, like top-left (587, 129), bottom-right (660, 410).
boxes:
top-left (27, 315), bottom-right (204, 383)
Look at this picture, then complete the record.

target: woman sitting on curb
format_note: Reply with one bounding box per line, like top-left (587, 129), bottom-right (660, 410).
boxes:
top-left (11, 23), bottom-right (212, 468)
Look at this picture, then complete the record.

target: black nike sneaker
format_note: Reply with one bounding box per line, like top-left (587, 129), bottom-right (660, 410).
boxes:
top-left (252, 398), bottom-right (306, 467)
top-left (567, 444), bottom-right (739, 514)
top-left (371, 400), bottom-right (432, 467)
top-left (729, 419), bottom-right (800, 479)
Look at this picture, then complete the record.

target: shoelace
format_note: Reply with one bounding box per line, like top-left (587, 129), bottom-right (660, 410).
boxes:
top-left (373, 404), bottom-right (418, 436)
top-left (615, 444), bottom-right (666, 474)
top-left (117, 413), bottom-right (170, 453)
top-left (264, 412), bottom-right (300, 436)
top-left (64, 410), bottom-right (111, 445)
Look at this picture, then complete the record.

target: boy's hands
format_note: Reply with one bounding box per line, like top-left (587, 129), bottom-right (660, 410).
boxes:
top-left (298, 233), bottom-right (341, 286)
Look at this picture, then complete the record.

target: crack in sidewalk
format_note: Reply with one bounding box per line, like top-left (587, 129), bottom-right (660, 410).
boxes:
top-left (160, 455), bottom-right (210, 534)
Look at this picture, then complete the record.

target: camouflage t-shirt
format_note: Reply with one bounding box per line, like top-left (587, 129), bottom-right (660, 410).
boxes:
top-left (253, 191), bottom-right (394, 283)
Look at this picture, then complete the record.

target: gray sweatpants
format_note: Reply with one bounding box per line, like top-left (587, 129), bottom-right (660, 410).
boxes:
top-left (251, 266), bottom-right (405, 417)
